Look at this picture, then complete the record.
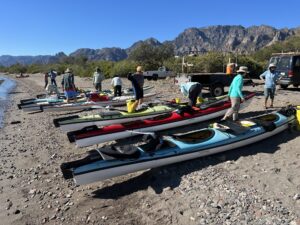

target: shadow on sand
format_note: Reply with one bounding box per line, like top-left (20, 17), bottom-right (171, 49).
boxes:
top-left (9, 91), bottom-right (24, 95)
top-left (91, 109), bottom-right (298, 199)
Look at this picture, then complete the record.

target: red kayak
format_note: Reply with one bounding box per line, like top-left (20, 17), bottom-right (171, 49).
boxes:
top-left (68, 92), bottom-right (255, 147)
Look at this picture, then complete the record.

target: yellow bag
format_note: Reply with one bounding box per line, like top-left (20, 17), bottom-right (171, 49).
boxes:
top-left (296, 106), bottom-right (300, 131)
top-left (197, 97), bottom-right (204, 104)
top-left (127, 100), bottom-right (136, 113)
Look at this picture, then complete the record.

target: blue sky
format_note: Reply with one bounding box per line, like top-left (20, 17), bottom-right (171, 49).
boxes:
top-left (0, 0), bottom-right (299, 56)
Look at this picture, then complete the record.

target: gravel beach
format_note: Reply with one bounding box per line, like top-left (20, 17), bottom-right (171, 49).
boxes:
top-left (0, 73), bottom-right (299, 225)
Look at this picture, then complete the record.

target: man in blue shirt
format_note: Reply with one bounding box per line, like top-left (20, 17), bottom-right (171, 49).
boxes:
top-left (259, 63), bottom-right (279, 109)
top-left (180, 82), bottom-right (202, 107)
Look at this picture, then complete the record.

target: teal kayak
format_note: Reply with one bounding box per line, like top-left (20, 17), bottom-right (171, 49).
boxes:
top-left (61, 106), bottom-right (295, 185)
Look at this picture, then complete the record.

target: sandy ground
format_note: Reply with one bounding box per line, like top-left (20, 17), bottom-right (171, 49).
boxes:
top-left (0, 73), bottom-right (300, 225)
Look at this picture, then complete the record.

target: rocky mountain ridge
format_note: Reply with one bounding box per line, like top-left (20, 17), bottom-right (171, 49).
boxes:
top-left (0, 25), bottom-right (298, 66)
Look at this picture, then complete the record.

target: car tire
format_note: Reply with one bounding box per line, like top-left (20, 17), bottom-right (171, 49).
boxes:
top-left (153, 74), bottom-right (158, 81)
top-left (280, 84), bottom-right (289, 89)
top-left (210, 84), bottom-right (224, 97)
top-left (293, 84), bottom-right (299, 88)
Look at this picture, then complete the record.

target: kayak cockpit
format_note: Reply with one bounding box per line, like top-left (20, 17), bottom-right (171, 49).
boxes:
top-left (98, 145), bottom-right (141, 160)
top-left (171, 129), bottom-right (215, 144)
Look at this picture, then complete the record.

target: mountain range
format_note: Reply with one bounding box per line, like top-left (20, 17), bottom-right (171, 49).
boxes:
top-left (0, 25), bottom-right (298, 66)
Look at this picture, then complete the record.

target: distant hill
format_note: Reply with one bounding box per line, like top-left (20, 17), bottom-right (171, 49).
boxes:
top-left (0, 52), bottom-right (67, 67)
top-left (0, 25), bottom-right (298, 66)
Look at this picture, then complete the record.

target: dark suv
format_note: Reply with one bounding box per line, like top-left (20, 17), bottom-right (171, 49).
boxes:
top-left (268, 52), bottom-right (300, 88)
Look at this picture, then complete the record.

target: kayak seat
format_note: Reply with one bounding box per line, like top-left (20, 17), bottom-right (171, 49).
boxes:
top-left (141, 134), bottom-right (162, 152)
top-left (98, 146), bottom-right (141, 160)
top-left (175, 105), bottom-right (195, 116)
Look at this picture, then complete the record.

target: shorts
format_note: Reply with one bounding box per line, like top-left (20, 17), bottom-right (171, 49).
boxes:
top-left (95, 83), bottom-right (102, 91)
top-left (134, 86), bottom-right (144, 100)
top-left (264, 88), bottom-right (275, 99)
top-left (64, 90), bottom-right (77, 99)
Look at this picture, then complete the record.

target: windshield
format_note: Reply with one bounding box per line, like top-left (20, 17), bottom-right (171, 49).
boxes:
top-left (269, 56), bottom-right (292, 70)
top-left (269, 57), bottom-right (280, 65)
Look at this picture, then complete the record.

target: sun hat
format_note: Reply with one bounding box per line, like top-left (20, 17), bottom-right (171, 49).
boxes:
top-left (65, 68), bottom-right (72, 73)
top-left (236, 66), bottom-right (249, 74)
top-left (136, 66), bottom-right (143, 72)
top-left (268, 63), bottom-right (277, 69)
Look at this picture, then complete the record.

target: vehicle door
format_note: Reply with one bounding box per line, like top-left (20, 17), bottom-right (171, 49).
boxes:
top-left (292, 56), bottom-right (300, 84)
top-left (276, 56), bottom-right (292, 79)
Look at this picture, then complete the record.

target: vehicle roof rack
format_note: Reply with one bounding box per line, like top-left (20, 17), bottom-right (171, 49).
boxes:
top-left (271, 51), bottom-right (300, 56)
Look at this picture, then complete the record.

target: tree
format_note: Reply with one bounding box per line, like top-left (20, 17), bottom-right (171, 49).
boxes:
top-left (128, 43), bottom-right (174, 70)
top-left (110, 60), bottom-right (137, 77)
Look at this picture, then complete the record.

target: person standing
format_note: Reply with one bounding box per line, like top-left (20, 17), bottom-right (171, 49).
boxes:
top-left (93, 67), bottom-right (105, 91)
top-left (44, 72), bottom-right (49, 89)
top-left (222, 66), bottom-right (248, 121)
top-left (180, 82), bottom-right (202, 107)
top-left (259, 63), bottom-right (279, 109)
top-left (49, 69), bottom-right (57, 86)
top-left (111, 75), bottom-right (122, 97)
top-left (128, 66), bottom-right (144, 111)
top-left (61, 68), bottom-right (77, 103)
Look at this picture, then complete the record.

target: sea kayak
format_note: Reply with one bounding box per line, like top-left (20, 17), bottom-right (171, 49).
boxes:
top-left (41, 92), bottom-right (157, 112)
top-left (61, 106), bottom-right (295, 185)
top-left (68, 93), bottom-right (255, 147)
top-left (53, 95), bottom-right (228, 132)
top-left (54, 105), bottom-right (175, 132)
top-left (18, 93), bottom-right (108, 111)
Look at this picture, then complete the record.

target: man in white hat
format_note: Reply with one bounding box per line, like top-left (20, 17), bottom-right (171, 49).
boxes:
top-left (222, 66), bottom-right (248, 121)
top-left (259, 63), bottom-right (279, 109)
